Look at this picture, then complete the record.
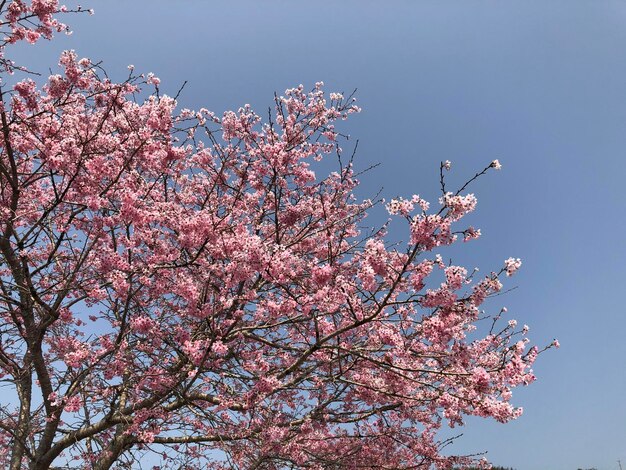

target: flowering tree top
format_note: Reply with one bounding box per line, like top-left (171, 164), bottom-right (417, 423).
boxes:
top-left (0, 2), bottom-right (555, 469)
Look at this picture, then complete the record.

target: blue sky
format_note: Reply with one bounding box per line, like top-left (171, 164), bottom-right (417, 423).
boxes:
top-left (12, 1), bottom-right (626, 468)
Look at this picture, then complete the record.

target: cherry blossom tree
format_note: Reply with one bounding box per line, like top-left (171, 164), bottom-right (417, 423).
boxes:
top-left (0, 2), bottom-right (555, 469)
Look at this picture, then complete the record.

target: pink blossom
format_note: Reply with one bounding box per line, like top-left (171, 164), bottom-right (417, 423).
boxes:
top-left (504, 257), bottom-right (522, 276)
top-left (63, 395), bottom-right (82, 413)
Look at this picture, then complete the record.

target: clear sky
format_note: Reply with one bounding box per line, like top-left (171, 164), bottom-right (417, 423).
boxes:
top-left (12, 1), bottom-right (626, 469)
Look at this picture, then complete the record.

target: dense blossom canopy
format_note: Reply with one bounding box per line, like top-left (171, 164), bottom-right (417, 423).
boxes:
top-left (0, 2), bottom-right (554, 469)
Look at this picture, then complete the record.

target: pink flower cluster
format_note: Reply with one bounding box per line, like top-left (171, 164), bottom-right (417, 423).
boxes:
top-left (504, 257), bottom-right (523, 276)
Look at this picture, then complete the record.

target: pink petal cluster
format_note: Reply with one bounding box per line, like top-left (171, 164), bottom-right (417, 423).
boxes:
top-left (504, 257), bottom-right (523, 276)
